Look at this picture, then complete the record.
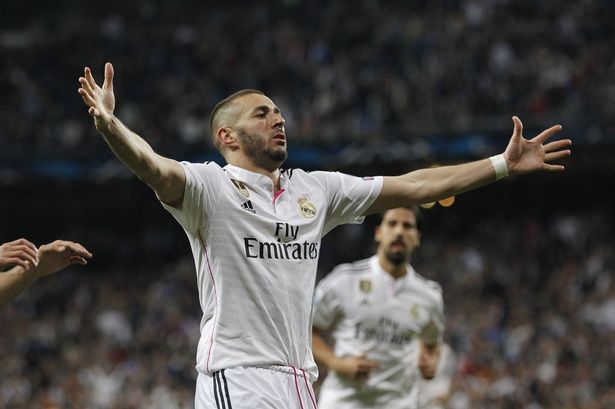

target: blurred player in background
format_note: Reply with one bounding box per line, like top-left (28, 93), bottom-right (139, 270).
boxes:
top-left (78, 62), bottom-right (570, 409)
top-left (312, 207), bottom-right (444, 409)
top-left (0, 238), bottom-right (92, 303)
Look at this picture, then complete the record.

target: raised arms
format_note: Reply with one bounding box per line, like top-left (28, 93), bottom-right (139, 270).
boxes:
top-left (366, 116), bottom-right (571, 214)
top-left (78, 63), bottom-right (186, 207)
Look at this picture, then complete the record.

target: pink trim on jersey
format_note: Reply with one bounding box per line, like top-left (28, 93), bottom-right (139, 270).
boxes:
top-left (300, 368), bottom-right (318, 409)
top-left (198, 229), bottom-right (218, 372)
top-left (273, 188), bottom-right (285, 203)
top-left (291, 366), bottom-right (305, 409)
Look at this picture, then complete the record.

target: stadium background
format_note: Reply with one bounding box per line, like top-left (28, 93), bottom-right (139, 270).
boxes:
top-left (1, 1), bottom-right (614, 408)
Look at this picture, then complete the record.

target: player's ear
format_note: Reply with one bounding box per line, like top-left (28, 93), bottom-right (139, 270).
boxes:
top-left (218, 127), bottom-right (237, 149)
top-left (374, 225), bottom-right (381, 243)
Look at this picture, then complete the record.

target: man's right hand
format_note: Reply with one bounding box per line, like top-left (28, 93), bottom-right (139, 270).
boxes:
top-left (78, 63), bottom-right (116, 133)
top-left (0, 239), bottom-right (38, 270)
top-left (331, 354), bottom-right (380, 381)
top-left (32, 240), bottom-right (92, 278)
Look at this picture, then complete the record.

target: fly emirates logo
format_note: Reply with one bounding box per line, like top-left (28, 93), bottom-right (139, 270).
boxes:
top-left (243, 222), bottom-right (319, 260)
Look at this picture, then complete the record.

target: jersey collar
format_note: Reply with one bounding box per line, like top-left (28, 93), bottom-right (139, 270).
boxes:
top-left (224, 164), bottom-right (286, 189)
top-left (370, 255), bottom-right (416, 286)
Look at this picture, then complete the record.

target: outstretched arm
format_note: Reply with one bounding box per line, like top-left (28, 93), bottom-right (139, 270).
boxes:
top-left (0, 266), bottom-right (38, 304)
top-left (0, 240), bottom-right (92, 304)
top-left (366, 117), bottom-right (571, 214)
top-left (78, 63), bottom-right (186, 207)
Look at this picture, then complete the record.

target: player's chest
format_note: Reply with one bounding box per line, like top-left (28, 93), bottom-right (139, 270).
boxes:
top-left (214, 178), bottom-right (326, 239)
top-left (345, 278), bottom-right (433, 330)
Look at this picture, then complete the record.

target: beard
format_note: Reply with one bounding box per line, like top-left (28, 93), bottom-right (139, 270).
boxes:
top-left (385, 249), bottom-right (407, 266)
top-left (237, 128), bottom-right (288, 171)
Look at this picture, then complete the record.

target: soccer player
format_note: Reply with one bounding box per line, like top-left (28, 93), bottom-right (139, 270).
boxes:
top-left (77, 62), bottom-right (570, 409)
top-left (312, 207), bottom-right (443, 409)
top-left (0, 239), bottom-right (92, 303)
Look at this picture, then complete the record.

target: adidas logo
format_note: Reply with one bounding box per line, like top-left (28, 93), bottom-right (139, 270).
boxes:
top-left (240, 200), bottom-right (256, 214)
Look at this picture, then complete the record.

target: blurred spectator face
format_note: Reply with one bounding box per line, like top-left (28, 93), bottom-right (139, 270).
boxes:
top-left (375, 208), bottom-right (421, 265)
top-left (233, 93), bottom-right (288, 168)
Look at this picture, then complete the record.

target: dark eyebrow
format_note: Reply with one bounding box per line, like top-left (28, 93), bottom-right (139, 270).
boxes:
top-left (252, 105), bottom-right (281, 115)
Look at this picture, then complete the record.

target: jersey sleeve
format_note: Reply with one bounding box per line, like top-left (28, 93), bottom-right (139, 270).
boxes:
top-left (160, 161), bottom-right (222, 233)
top-left (311, 172), bottom-right (383, 235)
top-left (420, 285), bottom-right (446, 345)
top-left (312, 271), bottom-right (346, 331)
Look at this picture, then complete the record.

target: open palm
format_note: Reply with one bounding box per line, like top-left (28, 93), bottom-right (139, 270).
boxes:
top-left (504, 116), bottom-right (572, 175)
top-left (78, 63), bottom-right (115, 132)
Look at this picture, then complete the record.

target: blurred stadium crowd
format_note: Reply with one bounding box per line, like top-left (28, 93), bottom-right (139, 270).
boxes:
top-left (421, 207), bottom-right (615, 408)
top-left (1, 0), bottom-right (615, 162)
top-left (2, 1), bottom-right (615, 409)
top-left (1, 206), bottom-right (614, 409)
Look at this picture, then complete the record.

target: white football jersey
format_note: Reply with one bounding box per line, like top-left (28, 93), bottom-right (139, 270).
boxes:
top-left (162, 162), bottom-right (382, 381)
top-left (313, 256), bottom-right (445, 409)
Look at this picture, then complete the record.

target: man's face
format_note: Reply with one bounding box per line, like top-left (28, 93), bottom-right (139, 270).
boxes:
top-left (233, 93), bottom-right (288, 170)
top-left (375, 208), bottom-right (421, 265)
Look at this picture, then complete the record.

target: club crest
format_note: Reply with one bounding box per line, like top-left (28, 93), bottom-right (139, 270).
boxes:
top-left (410, 304), bottom-right (421, 320)
top-left (230, 179), bottom-right (250, 198)
top-left (297, 196), bottom-right (317, 218)
top-left (359, 279), bottom-right (373, 294)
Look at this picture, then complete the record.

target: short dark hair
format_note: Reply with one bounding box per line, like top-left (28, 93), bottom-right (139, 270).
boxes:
top-left (379, 206), bottom-right (423, 232)
top-left (209, 89), bottom-right (265, 149)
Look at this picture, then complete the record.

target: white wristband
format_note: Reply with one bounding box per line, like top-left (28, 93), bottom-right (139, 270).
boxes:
top-left (490, 154), bottom-right (509, 180)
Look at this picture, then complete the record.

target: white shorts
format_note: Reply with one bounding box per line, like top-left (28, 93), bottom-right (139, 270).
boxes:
top-left (195, 366), bottom-right (318, 409)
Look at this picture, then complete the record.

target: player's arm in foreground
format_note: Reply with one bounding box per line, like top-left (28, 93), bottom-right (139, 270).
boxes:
top-left (312, 328), bottom-right (380, 381)
top-left (78, 63), bottom-right (186, 207)
top-left (366, 117), bottom-right (571, 214)
top-left (0, 240), bottom-right (92, 304)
